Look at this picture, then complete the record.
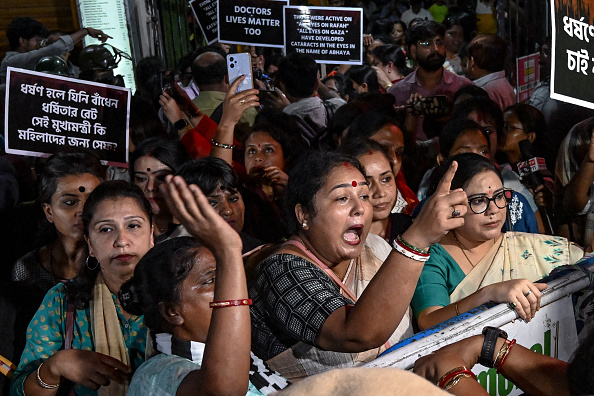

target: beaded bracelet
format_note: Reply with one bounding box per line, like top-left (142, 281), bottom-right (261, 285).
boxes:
top-left (437, 366), bottom-right (476, 389)
top-left (495, 339), bottom-right (516, 373)
top-left (211, 139), bottom-right (234, 149)
top-left (396, 235), bottom-right (430, 255)
top-left (392, 237), bottom-right (430, 262)
top-left (36, 362), bottom-right (59, 389)
top-left (209, 299), bottom-right (252, 308)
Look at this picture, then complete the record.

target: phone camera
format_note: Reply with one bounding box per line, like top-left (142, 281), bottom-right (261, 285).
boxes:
top-left (229, 57), bottom-right (234, 62)
top-left (230, 64), bottom-right (235, 68)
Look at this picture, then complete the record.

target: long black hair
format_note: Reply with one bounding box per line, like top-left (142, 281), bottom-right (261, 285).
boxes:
top-left (119, 237), bottom-right (202, 333)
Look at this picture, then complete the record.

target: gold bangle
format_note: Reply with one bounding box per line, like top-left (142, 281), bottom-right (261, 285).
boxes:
top-left (385, 83), bottom-right (393, 90)
top-left (454, 301), bottom-right (460, 316)
top-left (444, 373), bottom-right (475, 391)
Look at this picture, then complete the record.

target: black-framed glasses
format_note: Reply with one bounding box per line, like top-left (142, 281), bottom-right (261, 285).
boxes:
top-left (468, 188), bottom-right (513, 214)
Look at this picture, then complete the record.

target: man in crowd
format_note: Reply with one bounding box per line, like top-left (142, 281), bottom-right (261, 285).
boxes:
top-left (1, 17), bottom-right (110, 83)
top-left (465, 34), bottom-right (516, 112)
top-left (275, 52), bottom-right (345, 131)
top-left (191, 48), bottom-right (257, 126)
top-left (388, 20), bottom-right (472, 139)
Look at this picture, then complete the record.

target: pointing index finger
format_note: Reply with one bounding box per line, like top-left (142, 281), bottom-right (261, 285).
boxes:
top-left (435, 161), bottom-right (458, 195)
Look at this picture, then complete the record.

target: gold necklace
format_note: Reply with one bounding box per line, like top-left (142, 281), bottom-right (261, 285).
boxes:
top-left (452, 232), bottom-right (476, 268)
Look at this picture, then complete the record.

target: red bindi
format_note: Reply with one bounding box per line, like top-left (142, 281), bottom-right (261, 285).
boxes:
top-left (352, 181), bottom-right (357, 187)
top-left (342, 162), bottom-right (351, 167)
top-left (368, 150), bottom-right (374, 155)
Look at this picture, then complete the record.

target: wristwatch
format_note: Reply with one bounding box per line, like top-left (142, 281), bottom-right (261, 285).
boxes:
top-left (174, 118), bottom-right (189, 130)
top-left (478, 326), bottom-right (508, 367)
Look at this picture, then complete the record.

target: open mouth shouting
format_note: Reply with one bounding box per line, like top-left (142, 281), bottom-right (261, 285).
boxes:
top-left (343, 224), bottom-right (364, 245)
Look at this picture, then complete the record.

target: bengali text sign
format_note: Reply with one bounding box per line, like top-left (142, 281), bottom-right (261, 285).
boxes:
top-left (5, 68), bottom-right (130, 167)
top-left (550, 0), bottom-right (594, 109)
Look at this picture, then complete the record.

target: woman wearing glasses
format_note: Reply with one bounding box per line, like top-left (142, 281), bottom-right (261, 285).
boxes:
top-left (412, 153), bottom-right (583, 330)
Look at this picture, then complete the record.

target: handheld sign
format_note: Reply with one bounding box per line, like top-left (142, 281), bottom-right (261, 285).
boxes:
top-left (516, 53), bottom-right (540, 102)
top-left (218, 0), bottom-right (288, 48)
top-left (284, 6), bottom-right (363, 65)
top-left (5, 68), bottom-right (130, 167)
top-left (550, 0), bottom-right (594, 109)
top-left (190, 0), bottom-right (218, 45)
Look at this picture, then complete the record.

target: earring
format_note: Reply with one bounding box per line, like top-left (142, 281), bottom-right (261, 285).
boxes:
top-left (86, 256), bottom-right (99, 271)
top-left (302, 221), bottom-right (308, 229)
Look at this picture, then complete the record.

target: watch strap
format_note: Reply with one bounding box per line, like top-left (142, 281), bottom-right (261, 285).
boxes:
top-left (174, 118), bottom-right (189, 130)
top-left (478, 327), bottom-right (506, 367)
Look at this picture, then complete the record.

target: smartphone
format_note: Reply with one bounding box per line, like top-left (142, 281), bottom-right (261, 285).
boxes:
top-left (410, 95), bottom-right (449, 116)
top-left (227, 53), bottom-right (253, 93)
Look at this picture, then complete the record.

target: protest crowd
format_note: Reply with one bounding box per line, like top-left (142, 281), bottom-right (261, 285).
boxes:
top-left (2, 1), bottom-right (594, 395)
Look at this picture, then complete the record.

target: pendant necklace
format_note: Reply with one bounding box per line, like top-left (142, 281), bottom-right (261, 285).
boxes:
top-left (452, 232), bottom-right (476, 268)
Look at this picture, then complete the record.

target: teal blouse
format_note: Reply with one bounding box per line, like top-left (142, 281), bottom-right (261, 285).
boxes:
top-left (411, 243), bottom-right (466, 318)
top-left (128, 354), bottom-right (265, 396)
top-left (11, 282), bottom-right (147, 396)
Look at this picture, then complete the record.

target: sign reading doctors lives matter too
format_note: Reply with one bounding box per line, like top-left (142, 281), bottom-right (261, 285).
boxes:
top-left (5, 68), bottom-right (130, 167)
top-left (550, 0), bottom-right (594, 108)
top-left (284, 6), bottom-right (363, 65)
top-left (218, 0), bottom-right (288, 47)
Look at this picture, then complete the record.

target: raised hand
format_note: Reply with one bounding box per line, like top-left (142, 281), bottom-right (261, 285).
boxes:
top-left (85, 28), bottom-right (112, 43)
top-left (159, 91), bottom-right (185, 124)
top-left (220, 76), bottom-right (260, 127)
top-left (405, 161), bottom-right (467, 249)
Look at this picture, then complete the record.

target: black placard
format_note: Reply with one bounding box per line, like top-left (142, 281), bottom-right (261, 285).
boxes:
top-left (284, 6), bottom-right (363, 65)
top-left (217, 0), bottom-right (288, 48)
top-left (190, 0), bottom-right (218, 45)
top-left (5, 68), bottom-right (130, 167)
top-left (550, 0), bottom-right (594, 109)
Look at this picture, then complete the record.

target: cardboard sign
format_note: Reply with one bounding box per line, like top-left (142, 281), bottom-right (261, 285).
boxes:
top-left (4, 68), bottom-right (130, 167)
top-left (516, 52), bottom-right (540, 102)
top-left (190, 0), bottom-right (218, 45)
top-left (550, 0), bottom-right (594, 109)
top-left (218, 0), bottom-right (288, 48)
top-left (284, 6), bottom-right (363, 65)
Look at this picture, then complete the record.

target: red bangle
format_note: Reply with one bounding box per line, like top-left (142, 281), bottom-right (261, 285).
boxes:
top-left (437, 366), bottom-right (476, 388)
top-left (209, 299), bottom-right (252, 308)
top-left (496, 339), bottom-right (516, 372)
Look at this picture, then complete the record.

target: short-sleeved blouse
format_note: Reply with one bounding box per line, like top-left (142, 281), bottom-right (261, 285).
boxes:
top-left (11, 283), bottom-right (147, 396)
top-left (249, 254), bottom-right (353, 360)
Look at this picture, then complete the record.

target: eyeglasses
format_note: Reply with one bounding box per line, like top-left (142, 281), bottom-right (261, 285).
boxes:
top-left (417, 39), bottom-right (444, 49)
top-left (468, 189), bottom-right (513, 214)
top-left (503, 123), bottom-right (525, 133)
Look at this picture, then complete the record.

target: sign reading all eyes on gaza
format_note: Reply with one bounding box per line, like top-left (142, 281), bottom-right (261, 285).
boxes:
top-left (551, 0), bottom-right (594, 108)
top-left (284, 6), bottom-right (363, 65)
top-left (218, 0), bottom-right (288, 47)
top-left (5, 68), bottom-right (130, 167)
